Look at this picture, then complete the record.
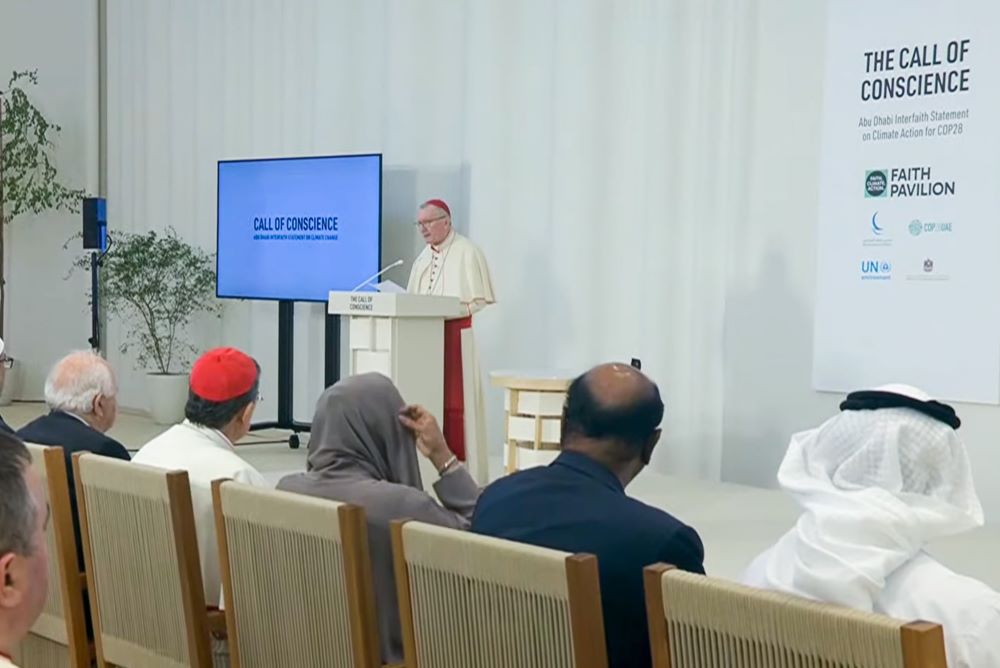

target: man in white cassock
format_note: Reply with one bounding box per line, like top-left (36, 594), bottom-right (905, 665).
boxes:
top-left (133, 347), bottom-right (269, 610)
top-left (407, 198), bottom-right (495, 468)
top-left (742, 384), bottom-right (1000, 668)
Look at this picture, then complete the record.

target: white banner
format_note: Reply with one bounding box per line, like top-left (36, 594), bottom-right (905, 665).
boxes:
top-left (813, 0), bottom-right (1000, 403)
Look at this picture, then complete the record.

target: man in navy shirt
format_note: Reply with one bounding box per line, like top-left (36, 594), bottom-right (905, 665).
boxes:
top-left (472, 363), bottom-right (704, 668)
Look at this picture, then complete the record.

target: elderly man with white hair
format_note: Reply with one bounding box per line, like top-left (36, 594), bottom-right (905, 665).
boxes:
top-left (743, 384), bottom-right (1000, 668)
top-left (17, 350), bottom-right (129, 567)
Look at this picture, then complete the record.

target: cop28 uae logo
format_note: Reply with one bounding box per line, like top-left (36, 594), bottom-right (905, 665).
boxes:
top-left (865, 170), bottom-right (888, 198)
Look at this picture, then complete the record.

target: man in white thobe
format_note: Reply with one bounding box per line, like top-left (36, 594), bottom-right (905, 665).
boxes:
top-left (133, 347), bottom-right (269, 609)
top-left (407, 198), bottom-right (495, 468)
top-left (742, 384), bottom-right (1000, 668)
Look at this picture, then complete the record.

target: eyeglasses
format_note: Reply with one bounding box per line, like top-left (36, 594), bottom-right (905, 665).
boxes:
top-left (0, 357), bottom-right (12, 370)
top-left (414, 215), bottom-right (448, 229)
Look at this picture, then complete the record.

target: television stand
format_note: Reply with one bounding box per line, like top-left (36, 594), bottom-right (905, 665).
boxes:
top-left (250, 300), bottom-right (341, 449)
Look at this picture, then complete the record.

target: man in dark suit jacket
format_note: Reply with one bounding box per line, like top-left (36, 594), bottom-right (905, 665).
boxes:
top-left (17, 351), bottom-right (130, 568)
top-left (472, 363), bottom-right (705, 668)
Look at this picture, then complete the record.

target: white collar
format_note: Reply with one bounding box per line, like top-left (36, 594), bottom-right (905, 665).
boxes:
top-left (430, 229), bottom-right (456, 254)
top-left (59, 410), bottom-right (94, 428)
top-left (179, 419), bottom-right (237, 451)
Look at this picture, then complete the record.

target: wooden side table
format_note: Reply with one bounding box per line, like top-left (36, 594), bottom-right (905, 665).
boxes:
top-left (490, 370), bottom-right (573, 473)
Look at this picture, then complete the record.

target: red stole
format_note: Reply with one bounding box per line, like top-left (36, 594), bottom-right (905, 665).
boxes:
top-left (443, 316), bottom-right (472, 459)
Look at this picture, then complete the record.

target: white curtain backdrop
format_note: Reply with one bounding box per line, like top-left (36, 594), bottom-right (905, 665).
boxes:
top-left (105, 0), bottom-right (760, 480)
top-left (0, 0), bottom-right (98, 398)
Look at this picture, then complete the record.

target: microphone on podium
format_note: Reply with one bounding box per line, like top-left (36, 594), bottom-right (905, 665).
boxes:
top-left (351, 259), bottom-right (405, 292)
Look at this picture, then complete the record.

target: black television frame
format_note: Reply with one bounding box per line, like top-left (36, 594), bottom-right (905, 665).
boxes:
top-left (215, 151), bottom-right (384, 302)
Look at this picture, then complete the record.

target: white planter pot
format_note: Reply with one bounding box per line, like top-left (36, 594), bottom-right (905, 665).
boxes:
top-left (146, 373), bottom-right (189, 425)
top-left (0, 359), bottom-right (22, 407)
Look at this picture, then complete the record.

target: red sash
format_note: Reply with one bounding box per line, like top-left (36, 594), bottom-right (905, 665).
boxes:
top-left (443, 316), bottom-right (472, 459)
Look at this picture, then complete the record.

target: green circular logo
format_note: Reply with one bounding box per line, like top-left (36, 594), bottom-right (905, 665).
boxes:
top-left (866, 171), bottom-right (887, 197)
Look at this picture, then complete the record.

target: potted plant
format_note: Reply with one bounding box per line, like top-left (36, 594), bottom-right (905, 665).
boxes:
top-left (0, 70), bottom-right (86, 405)
top-left (75, 227), bottom-right (221, 423)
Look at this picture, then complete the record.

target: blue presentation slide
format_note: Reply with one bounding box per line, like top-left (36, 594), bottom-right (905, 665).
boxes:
top-left (216, 154), bottom-right (381, 302)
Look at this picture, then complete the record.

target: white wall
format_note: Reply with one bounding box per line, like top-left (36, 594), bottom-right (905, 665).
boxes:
top-left (720, 1), bottom-right (836, 485)
top-left (101, 0), bottom-right (1000, 522)
top-left (0, 0), bottom-right (100, 401)
top-left (105, 0), bottom-right (757, 482)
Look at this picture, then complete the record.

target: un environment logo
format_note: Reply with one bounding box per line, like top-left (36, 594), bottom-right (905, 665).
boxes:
top-left (865, 170), bottom-right (888, 198)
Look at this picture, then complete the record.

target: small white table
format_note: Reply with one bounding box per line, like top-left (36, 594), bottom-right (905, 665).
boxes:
top-left (490, 369), bottom-right (576, 473)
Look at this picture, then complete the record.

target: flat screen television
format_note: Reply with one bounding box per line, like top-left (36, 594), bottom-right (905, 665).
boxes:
top-left (216, 153), bottom-right (382, 302)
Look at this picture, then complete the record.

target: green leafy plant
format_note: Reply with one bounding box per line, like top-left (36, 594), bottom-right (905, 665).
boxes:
top-left (1, 70), bottom-right (87, 339)
top-left (73, 228), bottom-right (221, 374)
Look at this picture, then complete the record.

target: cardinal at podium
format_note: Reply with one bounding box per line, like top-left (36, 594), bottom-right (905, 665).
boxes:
top-left (407, 198), bottom-right (495, 461)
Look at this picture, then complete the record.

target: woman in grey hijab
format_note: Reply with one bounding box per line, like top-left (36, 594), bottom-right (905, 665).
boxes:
top-left (277, 372), bottom-right (480, 664)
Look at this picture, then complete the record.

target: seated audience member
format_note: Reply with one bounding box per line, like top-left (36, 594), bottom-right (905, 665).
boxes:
top-left (17, 350), bottom-right (128, 566)
top-left (278, 373), bottom-right (479, 664)
top-left (471, 362), bottom-right (704, 668)
top-left (0, 338), bottom-right (14, 435)
top-left (133, 347), bottom-right (268, 606)
top-left (743, 385), bottom-right (1000, 668)
top-left (0, 433), bottom-right (50, 668)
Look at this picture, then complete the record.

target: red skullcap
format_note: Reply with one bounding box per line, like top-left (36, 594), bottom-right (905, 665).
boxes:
top-left (190, 347), bottom-right (258, 402)
top-left (422, 198), bottom-right (451, 217)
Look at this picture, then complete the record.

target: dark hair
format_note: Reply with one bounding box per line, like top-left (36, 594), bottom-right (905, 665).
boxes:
top-left (562, 373), bottom-right (664, 455)
top-left (184, 362), bottom-right (261, 430)
top-left (0, 432), bottom-right (36, 556)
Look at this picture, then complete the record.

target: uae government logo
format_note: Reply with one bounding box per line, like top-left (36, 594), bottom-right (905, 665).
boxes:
top-left (865, 170), bottom-right (888, 198)
top-left (907, 257), bottom-right (949, 282)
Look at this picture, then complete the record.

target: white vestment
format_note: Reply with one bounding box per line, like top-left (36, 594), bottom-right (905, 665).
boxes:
top-left (406, 229), bottom-right (494, 482)
top-left (742, 391), bottom-right (1000, 668)
top-left (132, 420), bottom-right (269, 606)
top-left (406, 230), bottom-right (495, 317)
